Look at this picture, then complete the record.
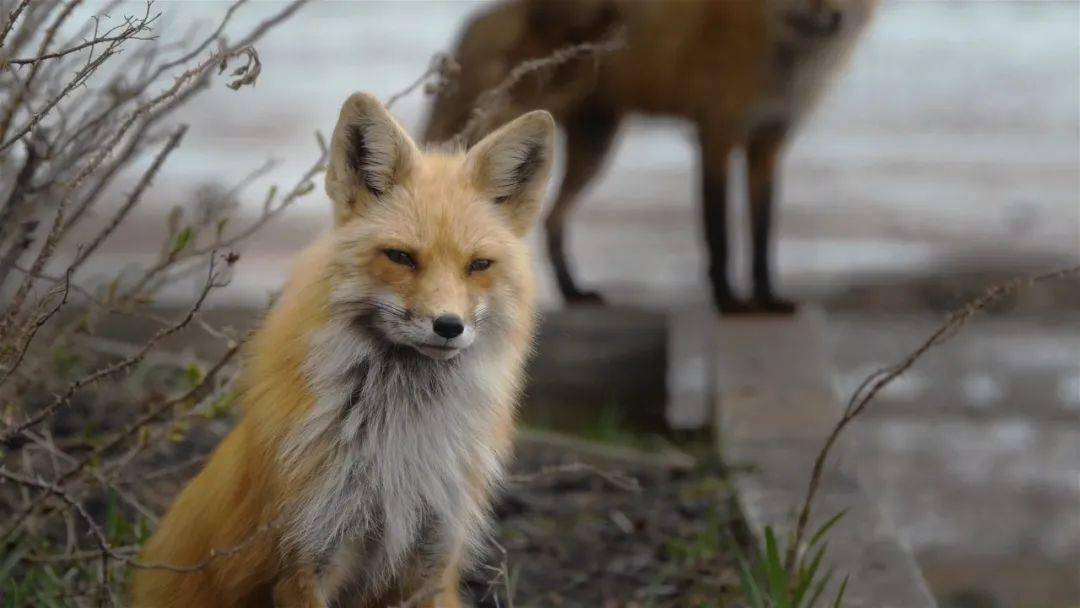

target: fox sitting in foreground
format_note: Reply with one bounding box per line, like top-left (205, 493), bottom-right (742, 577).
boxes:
top-left (424, 0), bottom-right (877, 313)
top-left (131, 93), bottom-right (555, 607)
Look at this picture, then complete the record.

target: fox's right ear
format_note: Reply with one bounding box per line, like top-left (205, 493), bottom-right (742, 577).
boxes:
top-left (465, 110), bottom-right (555, 236)
top-left (326, 92), bottom-right (420, 225)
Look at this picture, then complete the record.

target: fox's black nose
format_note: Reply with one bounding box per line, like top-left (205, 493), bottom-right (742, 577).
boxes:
top-left (432, 315), bottom-right (465, 339)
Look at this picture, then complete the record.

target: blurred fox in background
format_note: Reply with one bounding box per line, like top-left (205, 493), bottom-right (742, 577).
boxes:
top-left (425, 0), bottom-right (877, 313)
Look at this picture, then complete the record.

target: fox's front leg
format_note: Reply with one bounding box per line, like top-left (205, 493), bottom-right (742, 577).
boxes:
top-left (272, 566), bottom-right (329, 608)
top-left (433, 563), bottom-right (464, 608)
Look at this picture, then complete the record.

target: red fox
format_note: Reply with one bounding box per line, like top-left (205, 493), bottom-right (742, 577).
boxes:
top-left (131, 93), bottom-right (555, 607)
top-left (424, 0), bottom-right (877, 313)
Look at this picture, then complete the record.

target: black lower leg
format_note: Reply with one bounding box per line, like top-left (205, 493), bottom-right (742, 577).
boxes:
top-left (747, 122), bottom-right (795, 313)
top-left (750, 177), bottom-right (775, 301)
top-left (546, 221), bottom-right (599, 302)
top-left (546, 104), bottom-right (619, 304)
top-left (702, 171), bottom-right (740, 310)
top-left (698, 123), bottom-right (740, 311)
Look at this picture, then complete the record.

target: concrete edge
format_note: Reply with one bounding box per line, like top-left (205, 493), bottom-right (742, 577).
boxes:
top-left (713, 310), bottom-right (938, 607)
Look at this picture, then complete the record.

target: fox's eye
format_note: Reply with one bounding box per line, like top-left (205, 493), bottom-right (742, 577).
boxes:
top-left (384, 249), bottom-right (416, 269)
top-left (468, 259), bottom-right (493, 274)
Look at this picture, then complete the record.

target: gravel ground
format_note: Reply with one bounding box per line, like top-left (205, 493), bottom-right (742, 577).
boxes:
top-left (467, 434), bottom-right (740, 608)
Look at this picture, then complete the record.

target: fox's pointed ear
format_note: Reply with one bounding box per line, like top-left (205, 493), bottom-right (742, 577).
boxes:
top-left (466, 110), bottom-right (555, 235)
top-left (326, 92), bottom-right (420, 225)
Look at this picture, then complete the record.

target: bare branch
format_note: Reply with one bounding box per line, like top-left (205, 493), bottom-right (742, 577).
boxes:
top-left (0, 0), bottom-right (307, 343)
top-left (6, 31), bottom-right (159, 66)
top-left (783, 264), bottom-right (1080, 578)
top-left (0, 266), bottom-right (70, 388)
top-left (508, 462), bottom-right (641, 493)
top-left (121, 136), bottom-right (324, 302)
top-left (69, 124), bottom-right (187, 271)
top-left (0, 338), bottom-right (240, 543)
top-left (449, 27), bottom-right (626, 147)
top-left (0, 466), bottom-right (276, 574)
top-left (0, 0), bottom-right (31, 49)
top-left (154, 0), bottom-right (249, 75)
top-left (0, 2), bottom-right (159, 150)
top-left (0, 255), bottom-right (232, 445)
top-left (385, 52), bottom-right (459, 110)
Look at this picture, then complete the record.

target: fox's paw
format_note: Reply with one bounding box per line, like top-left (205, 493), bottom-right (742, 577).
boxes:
top-left (715, 297), bottom-right (798, 316)
top-left (752, 297), bottom-right (798, 315)
top-left (565, 290), bottom-right (605, 306)
top-left (715, 298), bottom-right (755, 315)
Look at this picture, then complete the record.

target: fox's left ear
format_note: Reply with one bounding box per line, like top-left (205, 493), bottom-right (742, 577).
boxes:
top-left (466, 110), bottom-right (555, 235)
top-left (326, 92), bottom-right (420, 225)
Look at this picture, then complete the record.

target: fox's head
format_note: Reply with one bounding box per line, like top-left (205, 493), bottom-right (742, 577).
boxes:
top-left (323, 92), bottom-right (554, 360)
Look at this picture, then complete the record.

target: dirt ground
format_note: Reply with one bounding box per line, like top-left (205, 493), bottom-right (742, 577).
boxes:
top-left (466, 434), bottom-right (739, 608)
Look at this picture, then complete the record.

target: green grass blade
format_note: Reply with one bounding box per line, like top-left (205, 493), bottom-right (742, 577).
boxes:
top-left (793, 542), bottom-right (827, 606)
top-left (0, 537), bottom-right (28, 586)
top-left (831, 575), bottom-right (850, 608)
top-left (734, 551), bottom-right (766, 608)
top-left (806, 567), bottom-right (834, 608)
top-left (762, 527), bottom-right (790, 607)
top-left (809, 510), bottom-right (848, 549)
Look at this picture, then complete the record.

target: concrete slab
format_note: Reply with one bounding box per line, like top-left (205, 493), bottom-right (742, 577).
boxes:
top-left (714, 309), bottom-right (844, 441)
top-left (666, 306), bottom-right (717, 429)
top-left (715, 311), bottom-right (937, 607)
top-left (521, 306), bottom-right (668, 432)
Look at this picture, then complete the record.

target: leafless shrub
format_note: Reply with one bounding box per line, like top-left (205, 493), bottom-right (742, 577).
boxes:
top-left (0, 1), bottom-right (314, 603)
top-left (0, 4), bottom-right (633, 603)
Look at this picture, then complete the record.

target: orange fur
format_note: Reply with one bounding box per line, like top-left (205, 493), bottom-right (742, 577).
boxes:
top-left (132, 94), bottom-right (554, 607)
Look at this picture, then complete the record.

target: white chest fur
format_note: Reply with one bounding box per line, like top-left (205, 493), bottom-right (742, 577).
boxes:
top-left (279, 320), bottom-right (511, 590)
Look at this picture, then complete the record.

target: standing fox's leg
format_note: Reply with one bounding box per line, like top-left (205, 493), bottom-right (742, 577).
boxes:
top-left (698, 124), bottom-right (745, 313)
top-left (746, 122), bottom-right (796, 314)
top-left (546, 104), bottom-right (620, 304)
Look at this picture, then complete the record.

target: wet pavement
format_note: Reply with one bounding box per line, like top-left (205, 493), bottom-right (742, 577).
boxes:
top-left (828, 311), bottom-right (1080, 608)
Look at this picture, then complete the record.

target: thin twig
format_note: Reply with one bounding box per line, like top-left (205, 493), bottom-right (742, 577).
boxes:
top-left (508, 462), bottom-right (641, 493)
top-left (0, 340), bottom-right (240, 543)
top-left (11, 262), bottom-right (234, 343)
top-left (69, 124), bottom-right (187, 271)
top-left (0, 255), bottom-right (231, 445)
top-left (121, 136), bottom-right (324, 301)
top-left (782, 264), bottom-right (1080, 579)
top-left (0, 266), bottom-right (70, 388)
top-left (385, 52), bottom-right (459, 110)
top-left (0, 466), bottom-right (277, 574)
top-left (0, 4), bottom-right (158, 151)
top-left (0, 0), bottom-right (32, 49)
top-left (449, 28), bottom-right (626, 147)
top-left (0, 0), bottom-right (307, 342)
top-left (7, 31), bottom-right (158, 66)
